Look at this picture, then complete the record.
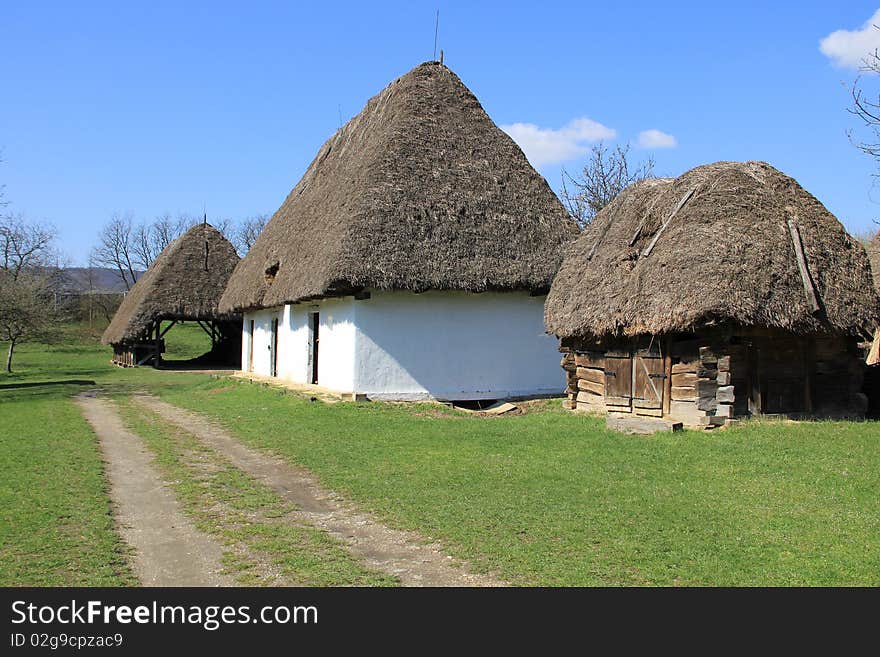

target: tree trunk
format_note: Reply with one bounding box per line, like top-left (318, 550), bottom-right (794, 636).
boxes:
top-left (6, 339), bottom-right (15, 373)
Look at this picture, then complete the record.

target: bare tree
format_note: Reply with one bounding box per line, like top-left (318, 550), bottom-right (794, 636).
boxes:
top-left (0, 270), bottom-right (55, 372)
top-left (850, 43), bottom-right (880, 193)
top-left (131, 212), bottom-right (241, 269)
top-left (235, 214), bottom-right (268, 255)
top-left (90, 213), bottom-right (139, 290)
top-left (131, 212), bottom-right (194, 270)
top-left (0, 150), bottom-right (7, 210)
top-left (560, 142), bottom-right (655, 228)
top-left (95, 211), bottom-right (268, 281)
top-left (82, 254), bottom-right (123, 326)
top-left (0, 216), bottom-right (61, 372)
top-left (0, 214), bottom-right (58, 278)
top-left (210, 215), bottom-right (237, 245)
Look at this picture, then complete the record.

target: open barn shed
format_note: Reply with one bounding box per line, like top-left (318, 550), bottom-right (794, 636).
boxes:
top-left (545, 161), bottom-right (880, 427)
top-left (102, 223), bottom-right (241, 367)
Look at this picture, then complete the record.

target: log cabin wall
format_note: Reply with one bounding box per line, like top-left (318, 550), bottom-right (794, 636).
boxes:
top-left (559, 328), bottom-right (867, 427)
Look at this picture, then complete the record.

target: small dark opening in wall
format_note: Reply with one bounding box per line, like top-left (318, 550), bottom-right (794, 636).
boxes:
top-left (450, 399), bottom-right (498, 411)
top-left (264, 261), bottom-right (279, 284)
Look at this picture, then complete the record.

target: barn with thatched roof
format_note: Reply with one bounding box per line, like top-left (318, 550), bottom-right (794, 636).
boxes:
top-left (103, 223), bottom-right (241, 367)
top-left (545, 161), bottom-right (880, 427)
top-left (219, 61), bottom-right (578, 400)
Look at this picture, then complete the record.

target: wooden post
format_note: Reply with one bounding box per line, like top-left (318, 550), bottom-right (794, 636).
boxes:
top-left (154, 320), bottom-right (161, 367)
top-left (663, 337), bottom-right (672, 416)
top-left (641, 188), bottom-right (696, 258)
top-left (787, 219), bottom-right (821, 314)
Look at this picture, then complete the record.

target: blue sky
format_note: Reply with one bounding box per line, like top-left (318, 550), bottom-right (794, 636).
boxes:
top-left (3, 1), bottom-right (880, 264)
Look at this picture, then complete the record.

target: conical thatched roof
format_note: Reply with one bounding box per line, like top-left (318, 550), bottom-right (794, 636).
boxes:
top-left (219, 61), bottom-right (578, 313)
top-left (545, 161), bottom-right (880, 339)
top-left (102, 224), bottom-right (240, 345)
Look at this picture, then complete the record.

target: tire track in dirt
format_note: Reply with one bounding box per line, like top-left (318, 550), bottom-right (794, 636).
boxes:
top-left (77, 392), bottom-right (234, 587)
top-left (133, 394), bottom-right (508, 587)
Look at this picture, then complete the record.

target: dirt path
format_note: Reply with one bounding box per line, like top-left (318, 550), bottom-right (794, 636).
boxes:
top-left (133, 394), bottom-right (508, 587)
top-left (77, 392), bottom-right (234, 587)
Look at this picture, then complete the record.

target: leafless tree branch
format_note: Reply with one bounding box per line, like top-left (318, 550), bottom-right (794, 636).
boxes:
top-left (90, 213), bottom-right (139, 290)
top-left (234, 214), bottom-right (268, 255)
top-left (559, 142), bottom-right (655, 228)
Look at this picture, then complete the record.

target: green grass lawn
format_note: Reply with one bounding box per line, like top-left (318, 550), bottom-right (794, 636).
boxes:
top-left (159, 380), bottom-right (880, 586)
top-left (0, 322), bottom-right (212, 586)
top-left (3, 327), bottom-right (880, 586)
top-left (160, 321), bottom-right (216, 361)
top-left (117, 399), bottom-right (396, 586)
top-left (0, 389), bottom-right (136, 585)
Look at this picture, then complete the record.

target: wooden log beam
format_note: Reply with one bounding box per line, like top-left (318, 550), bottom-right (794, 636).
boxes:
top-left (671, 386), bottom-right (697, 401)
top-left (577, 379), bottom-right (605, 396)
top-left (576, 367), bottom-right (605, 385)
top-left (671, 372), bottom-right (698, 387)
top-left (787, 219), bottom-right (821, 314)
top-left (672, 361), bottom-right (698, 374)
top-left (196, 320), bottom-right (214, 338)
top-left (159, 320), bottom-right (178, 338)
top-left (640, 187), bottom-right (696, 258)
top-left (575, 352), bottom-right (605, 368)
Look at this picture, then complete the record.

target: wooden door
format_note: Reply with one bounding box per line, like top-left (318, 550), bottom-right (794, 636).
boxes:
top-left (604, 351), bottom-right (633, 408)
top-left (270, 317), bottom-right (279, 377)
top-left (633, 347), bottom-right (665, 410)
top-left (309, 312), bottom-right (319, 385)
top-left (247, 320), bottom-right (254, 372)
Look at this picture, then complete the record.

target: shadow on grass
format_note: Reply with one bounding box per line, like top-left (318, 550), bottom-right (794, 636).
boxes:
top-left (0, 379), bottom-right (97, 390)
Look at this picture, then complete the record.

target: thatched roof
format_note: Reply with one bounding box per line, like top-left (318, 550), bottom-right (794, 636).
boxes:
top-left (102, 224), bottom-right (240, 345)
top-left (219, 61), bottom-right (578, 312)
top-left (545, 161), bottom-right (880, 339)
top-left (867, 230), bottom-right (880, 293)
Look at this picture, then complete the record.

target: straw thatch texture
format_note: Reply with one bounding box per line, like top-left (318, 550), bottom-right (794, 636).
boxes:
top-left (545, 161), bottom-right (880, 339)
top-left (219, 61), bottom-right (577, 312)
top-left (102, 224), bottom-right (239, 344)
top-left (868, 230), bottom-right (880, 292)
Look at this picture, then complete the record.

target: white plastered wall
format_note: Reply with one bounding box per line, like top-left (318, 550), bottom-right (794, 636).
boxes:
top-left (242, 299), bottom-right (356, 393)
top-left (242, 290), bottom-right (563, 400)
top-left (242, 309), bottom-right (279, 376)
top-left (351, 290), bottom-right (562, 400)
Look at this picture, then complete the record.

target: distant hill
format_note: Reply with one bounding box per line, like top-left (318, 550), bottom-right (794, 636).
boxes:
top-left (59, 267), bottom-right (144, 294)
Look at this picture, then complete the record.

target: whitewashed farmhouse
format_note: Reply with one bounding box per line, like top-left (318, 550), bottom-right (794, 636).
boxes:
top-left (219, 61), bottom-right (578, 400)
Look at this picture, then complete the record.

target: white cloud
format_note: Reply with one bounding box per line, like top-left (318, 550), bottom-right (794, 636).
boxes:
top-left (636, 129), bottom-right (678, 149)
top-left (819, 9), bottom-right (880, 69)
top-left (501, 117), bottom-right (615, 168)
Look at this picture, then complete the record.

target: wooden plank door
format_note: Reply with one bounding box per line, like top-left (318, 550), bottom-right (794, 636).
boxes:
top-left (270, 317), bottom-right (279, 377)
top-left (247, 319), bottom-right (254, 372)
top-left (604, 351), bottom-right (633, 408)
top-left (633, 348), bottom-right (665, 410)
top-left (309, 312), bottom-right (319, 385)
